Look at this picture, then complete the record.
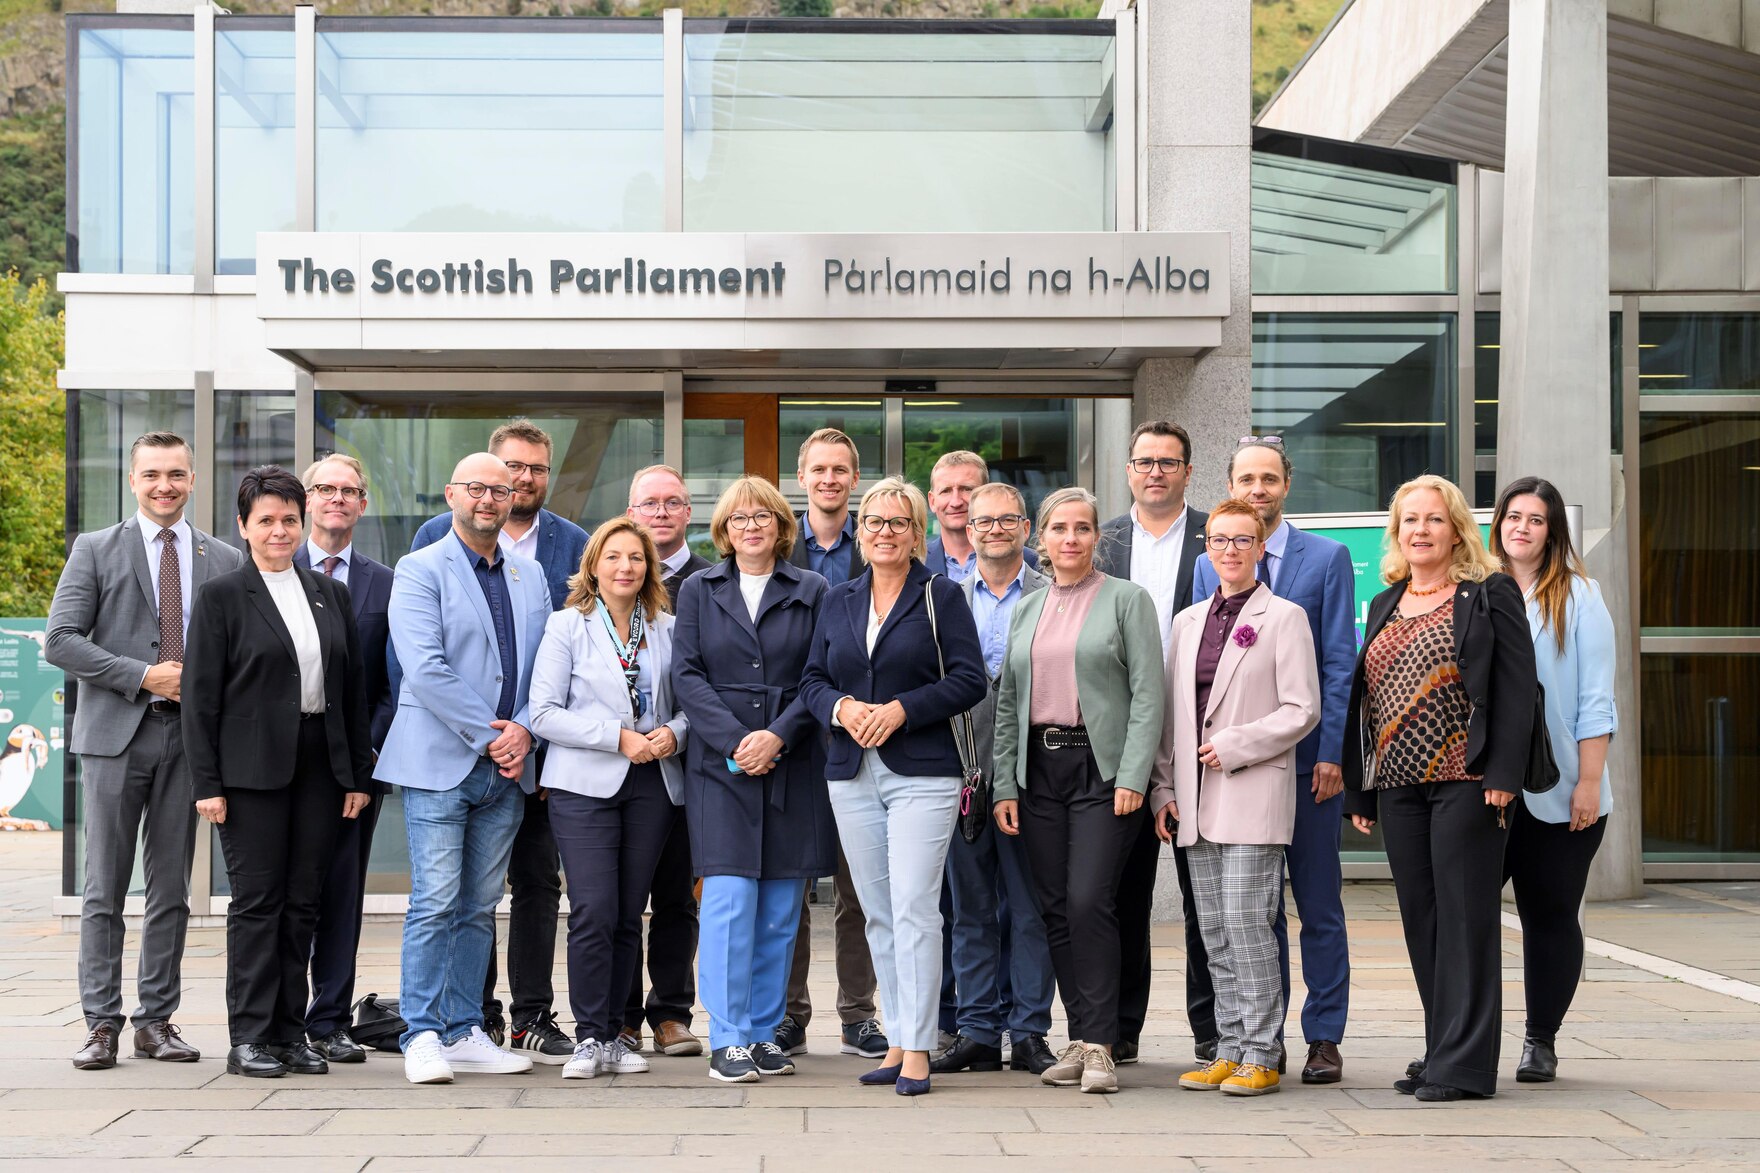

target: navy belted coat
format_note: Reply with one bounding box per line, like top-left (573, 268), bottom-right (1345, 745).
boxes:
top-left (670, 557), bottom-right (835, 880)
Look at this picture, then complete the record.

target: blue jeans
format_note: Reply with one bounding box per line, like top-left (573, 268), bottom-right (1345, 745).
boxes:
top-left (830, 751), bottom-right (959, 1053)
top-left (945, 815), bottom-right (1055, 1044)
top-left (399, 758), bottom-right (525, 1048)
top-left (699, 876), bottom-right (808, 1051)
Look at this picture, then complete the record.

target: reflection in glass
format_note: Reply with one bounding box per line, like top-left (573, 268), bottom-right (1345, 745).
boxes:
top-left (74, 24), bottom-right (195, 273)
top-left (1638, 413), bottom-right (1760, 633)
top-left (903, 397), bottom-right (1080, 525)
top-left (777, 399), bottom-right (886, 496)
top-left (684, 27), bottom-right (1115, 230)
top-left (315, 391), bottom-right (663, 565)
top-left (316, 25), bottom-right (664, 232)
top-left (683, 416), bottom-right (746, 560)
top-left (1252, 315), bottom-right (1455, 515)
top-left (215, 23), bottom-right (296, 275)
top-left (215, 390), bottom-right (297, 551)
top-left (1641, 653), bottom-right (1760, 861)
top-left (1639, 313), bottom-right (1760, 394)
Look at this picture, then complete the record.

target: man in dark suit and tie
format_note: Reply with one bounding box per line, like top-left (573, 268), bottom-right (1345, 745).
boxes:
top-left (47, 431), bottom-right (245, 1069)
top-left (408, 420), bottom-right (589, 1063)
top-left (1094, 420), bottom-right (1211, 1066)
top-left (296, 454), bottom-right (397, 1062)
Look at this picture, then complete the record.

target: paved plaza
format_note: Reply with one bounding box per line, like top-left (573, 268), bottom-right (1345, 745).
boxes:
top-left (2, 831), bottom-right (1758, 1171)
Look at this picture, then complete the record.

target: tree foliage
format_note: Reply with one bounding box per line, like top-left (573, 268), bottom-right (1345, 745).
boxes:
top-left (0, 271), bottom-right (65, 617)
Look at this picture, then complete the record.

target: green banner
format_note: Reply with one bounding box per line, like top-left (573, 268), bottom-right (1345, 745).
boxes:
top-left (1297, 517), bottom-right (1494, 652)
top-left (0, 619), bottom-right (64, 830)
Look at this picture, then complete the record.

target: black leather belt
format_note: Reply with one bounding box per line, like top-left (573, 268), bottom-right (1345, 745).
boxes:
top-left (1030, 724), bottom-right (1089, 751)
top-left (146, 699), bottom-right (179, 715)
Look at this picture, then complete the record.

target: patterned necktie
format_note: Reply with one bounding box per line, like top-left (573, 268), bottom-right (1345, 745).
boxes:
top-left (321, 555), bottom-right (341, 577)
top-left (156, 528), bottom-right (183, 664)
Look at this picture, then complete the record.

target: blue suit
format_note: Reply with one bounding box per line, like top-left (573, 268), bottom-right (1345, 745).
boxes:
top-left (409, 507), bottom-right (589, 610)
top-left (1193, 520), bottom-right (1355, 1046)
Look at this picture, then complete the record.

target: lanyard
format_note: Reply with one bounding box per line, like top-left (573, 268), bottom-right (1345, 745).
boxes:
top-left (597, 599), bottom-right (648, 719)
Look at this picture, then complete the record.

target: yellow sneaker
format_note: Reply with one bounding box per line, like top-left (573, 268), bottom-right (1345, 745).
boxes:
top-left (1220, 1061), bottom-right (1280, 1096)
top-left (1178, 1057), bottom-right (1239, 1090)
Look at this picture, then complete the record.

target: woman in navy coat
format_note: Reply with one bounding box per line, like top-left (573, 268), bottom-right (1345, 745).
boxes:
top-left (671, 475), bottom-right (833, 1085)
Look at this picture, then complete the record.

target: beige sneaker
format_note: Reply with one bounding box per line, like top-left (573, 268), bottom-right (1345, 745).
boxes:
top-left (1041, 1041), bottom-right (1087, 1087)
top-left (1080, 1046), bottom-right (1118, 1094)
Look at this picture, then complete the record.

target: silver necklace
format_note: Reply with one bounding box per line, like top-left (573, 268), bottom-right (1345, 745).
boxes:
top-left (1051, 568), bottom-right (1100, 613)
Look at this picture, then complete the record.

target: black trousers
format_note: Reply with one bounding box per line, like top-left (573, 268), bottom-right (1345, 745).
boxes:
top-left (1379, 779), bottom-right (1511, 1096)
top-left (304, 784), bottom-right (382, 1039)
top-left (1505, 802), bottom-right (1608, 1040)
top-left (1017, 744), bottom-right (1143, 1046)
top-left (1115, 813), bottom-right (1171, 1046)
top-left (549, 764), bottom-right (674, 1042)
top-left (216, 717), bottom-right (342, 1047)
top-left (1170, 839), bottom-right (1218, 1043)
top-left (623, 801), bottom-right (699, 1030)
top-left (482, 781), bottom-right (561, 1028)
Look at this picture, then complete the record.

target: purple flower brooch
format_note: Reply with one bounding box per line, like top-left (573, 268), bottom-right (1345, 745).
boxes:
top-left (1232, 624), bottom-right (1258, 649)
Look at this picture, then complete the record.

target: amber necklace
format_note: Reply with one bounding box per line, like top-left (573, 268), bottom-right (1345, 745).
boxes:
top-left (1407, 578), bottom-right (1451, 597)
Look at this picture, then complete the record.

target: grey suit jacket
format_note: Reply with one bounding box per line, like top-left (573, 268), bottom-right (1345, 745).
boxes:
top-left (958, 564), bottom-right (1050, 775)
top-left (47, 515), bottom-right (244, 757)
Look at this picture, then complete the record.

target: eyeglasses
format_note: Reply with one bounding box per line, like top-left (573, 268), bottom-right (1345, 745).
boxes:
top-left (502, 460), bottom-right (550, 478)
top-left (969, 514), bottom-right (1026, 534)
top-left (632, 498), bottom-right (689, 517)
top-left (860, 515), bottom-right (913, 535)
top-left (1127, 457), bottom-right (1188, 474)
top-left (308, 483), bottom-right (365, 501)
top-left (1205, 534), bottom-right (1258, 552)
top-left (728, 510), bottom-right (776, 530)
top-left (449, 481), bottom-right (512, 502)
top-left (1237, 435), bottom-right (1284, 447)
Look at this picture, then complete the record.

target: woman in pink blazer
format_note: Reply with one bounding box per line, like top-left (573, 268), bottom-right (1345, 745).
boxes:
top-left (1149, 498), bottom-right (1319, 1098)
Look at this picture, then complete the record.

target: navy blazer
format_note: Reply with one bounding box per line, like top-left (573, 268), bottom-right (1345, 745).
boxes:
top-left (1192, 523), bottom-right (1356, 775)
top-left (295, 546), bottom-right (396, 758)
top-left (801, 560), bottom-right (988, 781)
top-left (410, 507), bottom-right (589, 611)
top-left (926, 536), bottom-right (1039, 578)
top-left (1097, 506), bottom-right (1209, 622)
top-left (663, 550), bottom-right (714, 609)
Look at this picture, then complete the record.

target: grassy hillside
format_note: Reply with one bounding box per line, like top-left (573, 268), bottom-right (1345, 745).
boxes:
top-left (1253, 0), bottom-right (1348, 114)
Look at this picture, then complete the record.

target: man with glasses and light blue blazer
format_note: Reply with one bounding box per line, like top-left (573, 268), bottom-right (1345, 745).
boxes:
top-left (378, 453), bottom-right (555, 1085)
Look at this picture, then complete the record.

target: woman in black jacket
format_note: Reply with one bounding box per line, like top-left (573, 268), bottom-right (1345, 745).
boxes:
top-left (1342, 474), bottom-right (1536, 1103)
top-left (183, 466), bottom-right (374, 1079)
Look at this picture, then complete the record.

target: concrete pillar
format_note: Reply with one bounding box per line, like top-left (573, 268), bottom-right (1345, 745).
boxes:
top-left (1134, 0), bottom-right (1253, 513)
top-left (1497, 0), bottom-right (1642, 898)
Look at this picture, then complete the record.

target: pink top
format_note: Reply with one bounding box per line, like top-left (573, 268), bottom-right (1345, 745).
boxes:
top-left (1028, 570), bottom-right (1106, 726)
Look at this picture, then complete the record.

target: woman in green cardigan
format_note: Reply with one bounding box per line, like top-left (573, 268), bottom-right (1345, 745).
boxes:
top-left (991, 486), bottom-right (1165, 1095)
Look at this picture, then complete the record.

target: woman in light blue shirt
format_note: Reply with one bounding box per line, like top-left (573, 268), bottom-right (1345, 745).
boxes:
top-left (1491, 477), bottom-right (1617, 1087)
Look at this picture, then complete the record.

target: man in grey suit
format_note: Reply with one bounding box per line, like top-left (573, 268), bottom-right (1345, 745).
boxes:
top-left (46, 431), bottom-right (245, 1069)
top-left (931, 482), bottom-right (1057, 1077)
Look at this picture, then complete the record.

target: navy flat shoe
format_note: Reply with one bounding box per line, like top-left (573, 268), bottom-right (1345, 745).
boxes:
top-left (858, 1063), bottom-right (902, 1085)
top-left (895, 1073), bottom-right (931, 1096)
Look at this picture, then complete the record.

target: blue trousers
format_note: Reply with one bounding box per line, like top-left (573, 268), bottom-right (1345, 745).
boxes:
top-left (944, 821), bottom-right (1054, 1044)
top-left (699, 876), bottom-right (808, 1051)
top-left (1274, 782), bottom-right (1351, 1045)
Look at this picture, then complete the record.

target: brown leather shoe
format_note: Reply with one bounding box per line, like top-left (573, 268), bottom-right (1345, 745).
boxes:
top-left (1301, 1040), bottom-right (1343, 1084)
top-left (133, 1019), bottom-right (201, 1062)
top-left (73, 1023), bottom-right (119, 1070)
top-left (652, 1020), bottom-right (704, 1057)
top-left (616, 1026), bottom-right (642, 1053)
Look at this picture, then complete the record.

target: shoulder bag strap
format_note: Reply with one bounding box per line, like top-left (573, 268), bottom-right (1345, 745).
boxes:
top-left (924, 575), bottom-right (979, 772)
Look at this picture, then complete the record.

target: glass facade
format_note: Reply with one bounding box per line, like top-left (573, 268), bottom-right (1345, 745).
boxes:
top-left (215, 22), bottom-right (296, 275)
top-left (1252, 315), bottom-right (1456, 515)
top-left (214, 390), bottom-right (299, 551)
top-left (1639, 313), bottom-right (1760, 395)
top-left (903, 396), bottom-right (1082, 522)
top-left (71, 22), bottom-right (195, 274)
top-left (315, 23), bottom-right (664, 233)
top-left (683, 25), bottom-right (1116, 231)
top-left (1638, 413), bottom-right (1760, 635)
top-left (1641, 653), bottom-right (1760, 861)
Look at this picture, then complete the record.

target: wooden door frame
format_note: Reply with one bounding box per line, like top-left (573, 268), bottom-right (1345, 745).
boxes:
top-left (683, 392), bottom-right (779, 480)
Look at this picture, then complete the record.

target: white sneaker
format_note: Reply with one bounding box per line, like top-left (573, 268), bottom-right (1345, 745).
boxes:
top-left (439, 1026), bottom-right (533, 1074)
top-left (562, 1038), bottom-right (603, 1080)
top-left (404, 1031), bottom-right (454, 1085)
top-left (1001, 1029), bottom-right (1013, 1055)
top-left (600, 1036), bottom-right (650, 1075)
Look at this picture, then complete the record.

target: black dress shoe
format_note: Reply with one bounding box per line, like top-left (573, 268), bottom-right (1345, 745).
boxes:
top-left (73, 1024), bottom-right (119, 1070)
top-left (227, 1044), bottom-right (288, 1078)
top-left (1113, 1038), bottom-right (1139, 1065)
top-left (1516, 1036), bottom-right (1558, 1083)
top-left (929, 1035), bottom-right (1002, 1073)
top-left (1194, 1037), bottom-right (1219, 1063)
top-left (269, 1041), bottom-right (329, 1074)
top-left (311, 1029), bottom-right (366, 1064)
top-left (1407, 1055), bottom-right (1427, 1080)
top-left (1394, 1076), bottom-right (1424, 1096)
top-left (1415, 1082), bottom-right (1490, 1103)
top-left (133, 1020), bottom-right (200, 1062)
top-left (1009, 1033), bottom-right (1056, 1075)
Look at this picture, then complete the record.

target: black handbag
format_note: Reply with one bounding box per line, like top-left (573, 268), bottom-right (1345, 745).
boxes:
top-left (1522, 683), bottom-right (1562, 795)
top-left (925, 577), bottom-right (987, 843)
top-left (349, 992), bottom-right (408, 1053)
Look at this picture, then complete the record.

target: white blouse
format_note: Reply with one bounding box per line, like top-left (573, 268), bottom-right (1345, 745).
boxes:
top-left (739, 571), bottom-right (772, 623)
top-left (261, 566), bottom-right (325, 714)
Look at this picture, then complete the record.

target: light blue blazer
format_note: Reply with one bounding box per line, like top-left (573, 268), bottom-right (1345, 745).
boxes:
top-left (374, 535), bottom-right (552, 794)
top-left (1521, 577), bottom-right (1618, 824)
top-left (529, 605), bottom-right (688, 803)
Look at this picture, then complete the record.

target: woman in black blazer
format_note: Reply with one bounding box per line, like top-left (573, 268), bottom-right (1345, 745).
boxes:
top-left (800, 476), bottom-right (988, 1096)
top-left (183, 466), bottom-right (374, 1079)
top-left (1342, 474), bottom-right (1536, 1103)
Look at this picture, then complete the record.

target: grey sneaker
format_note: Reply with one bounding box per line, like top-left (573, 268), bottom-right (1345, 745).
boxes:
top-left (774, 1015), bottom-right (808, 1056)
top-left (840, 1019), bottom-right (889, 1059)
top-left (710, 1044), bottom-right (761, 1084)
top-left (1041, 1042), bottom-right (1087, 1087)
top-left (562, 1038), bottom-right (603, 1080)
top-left (600, 1036), bottom-right (649, 1074)
top-left (1080, 1047), bottom-right (1118, 1094)
top-left (751, 1040), bottom-right (795, 1076)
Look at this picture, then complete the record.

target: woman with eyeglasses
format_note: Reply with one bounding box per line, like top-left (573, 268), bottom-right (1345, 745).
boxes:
top-left (1490, 477), bottom-right (1618, 1084)
top-left (800, 477), bottom-right (988, 1096)
top-left (1343, 475), bottom-right (1536, 1103)
top-left (1149, 498), bottom-right (1319, 1098)
top-left (991, 486), bottom-right (1165, 1096)
top-left (528, 517), bottom-right (688, 1081)
top-left (670, 476), bottom-right (834, 1084)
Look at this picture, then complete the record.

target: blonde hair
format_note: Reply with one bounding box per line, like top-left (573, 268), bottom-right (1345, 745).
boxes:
top-left (1380, 474), bottom-right (1498, 585)
top-left (856, 477), bottom-right (929, 563)
top-left (796, 427), bottom-right (860, 474)
top-left (1032, 486), bottom-right (1101, 565)
top-left (301, 452), bottom-right (368, 495)
top-left (628, 464), bottom-right (686, 503)
top-left (565, 517), bottom-right (672, 617)
top-left (930, 450), bottom-right (988, 485)
top-left (708, 476), bottom-right (798, 560)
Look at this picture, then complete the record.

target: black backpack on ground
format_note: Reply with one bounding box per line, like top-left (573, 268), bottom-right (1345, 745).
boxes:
top-left (350, 993), bottom-right (408, 1053)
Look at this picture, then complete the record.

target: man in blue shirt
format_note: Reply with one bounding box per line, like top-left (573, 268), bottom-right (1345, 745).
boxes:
top-left (787, 426), bottom-right (863, 587)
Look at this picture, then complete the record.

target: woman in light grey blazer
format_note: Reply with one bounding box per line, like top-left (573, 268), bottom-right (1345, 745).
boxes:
top-left (529, 517), bottom-right (688, 1082)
